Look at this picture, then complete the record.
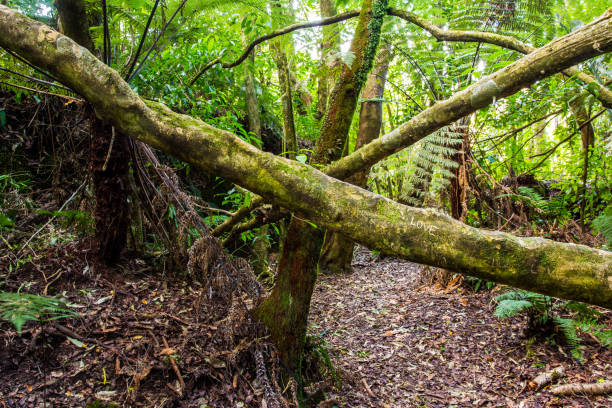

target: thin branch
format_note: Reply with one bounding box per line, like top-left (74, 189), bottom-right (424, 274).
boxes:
top-left (129, 0), bottom-right (189, 82)
top-left (124, 0), bottom-right (160, 80)
top-left (0, 66), bottom-right (74, 92)
top-left (522, 109), bottom-right (605, 174)
top-left (392, 43), bottom-right (439, 101)
top-left (0, 46), bottom-right (60, 82)
top-left (387, 8), bottom-right (612, 109)
top-left (478, 108), bottom-right (563, 143)
top-left (189, 10), bottom-right (360, 85)
top-left (0, 80), bottom-right (83, 101)
top-left (381, 75), bottom-right (424, 111)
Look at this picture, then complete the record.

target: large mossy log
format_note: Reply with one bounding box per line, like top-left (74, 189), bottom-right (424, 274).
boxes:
top-left (1, 5), bottom-right (611, 308)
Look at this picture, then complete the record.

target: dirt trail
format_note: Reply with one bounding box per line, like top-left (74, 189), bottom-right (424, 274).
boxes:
top-left (309, 248), bottom-right (612, 408)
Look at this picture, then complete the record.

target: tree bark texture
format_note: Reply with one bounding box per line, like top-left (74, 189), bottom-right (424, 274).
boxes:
top-left (271, 43), bottom-right (297, 159)
top-left (2, 5), bottom-right (611, 306)
top-left (258, 0), bottom-right (390, 369)
top-left (252, 218), bottom-right (323, 373)
top-left (319, 43), bottom-right (392, 274)
top-left (313, 0), bottom-right (389, 164)
top-left (316, 0), bottom-right (340, 119)
top-left (54, 0), bottom-right (94, 51)
top-left (54, 0), bottom-right (131, 264)
top-left (89, 115), bottom-right (130, 264)
top-left (243, 35), bottom-right (261, 138)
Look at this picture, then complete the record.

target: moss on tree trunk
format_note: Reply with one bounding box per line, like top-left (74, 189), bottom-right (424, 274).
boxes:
top-left (319, 43), bottom-right (392, 274)
top-left (252, 218), bottom-right (323, 372)
top-left (255, 0), bottom-right (390, 371)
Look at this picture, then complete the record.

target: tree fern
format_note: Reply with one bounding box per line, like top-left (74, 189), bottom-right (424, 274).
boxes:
top-left (369, 125), bottom-right (463, 206)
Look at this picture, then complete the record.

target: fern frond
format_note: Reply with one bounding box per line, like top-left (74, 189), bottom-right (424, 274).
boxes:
top-left (593, 214), bottom-right (612, 246)
top-left (0, 292), bottom-right (76, 335)
top-left (553, 316), bottom-right (583, 360)
top-left (494, 299), bottom-right (533, 319)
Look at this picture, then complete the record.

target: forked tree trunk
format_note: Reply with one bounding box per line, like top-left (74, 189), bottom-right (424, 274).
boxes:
top-left (319, 43), bottom-right (392, 274)
top-left (254, 0), bottom-right (389, 372)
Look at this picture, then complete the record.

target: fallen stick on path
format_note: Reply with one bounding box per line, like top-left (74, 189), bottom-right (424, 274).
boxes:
top-left (550, 380), bottom-right (612, 396)
top-left (529, 366), bottom-right (565, 390)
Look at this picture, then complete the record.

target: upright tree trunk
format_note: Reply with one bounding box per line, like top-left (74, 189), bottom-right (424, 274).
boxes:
top-left (569, 96), bottom-right (595, 231)
top-left (55, 0), bottom-right (94, 52)
top-left (254, 0), bottom-right (388, 373)
top-left (316, 0), bottom-right (340, 119)
top-left (89, 116), bottom-right (130, 264)
top-left (449, 119), bottom-right (471, 222)
top-left (242, 34), bottom-right (270, 277)
top-left (271, 43), bottom-right (297, 159)
top-left (319, 43), bottom-right (392, 274)
top-left (55, 0), bottom-right (130, 264)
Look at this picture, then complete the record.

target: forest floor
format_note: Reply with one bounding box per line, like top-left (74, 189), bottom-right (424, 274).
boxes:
top-left (309, 247), bottom-right (612, 408)
top-left (1, 242), bottom-right (611, 408)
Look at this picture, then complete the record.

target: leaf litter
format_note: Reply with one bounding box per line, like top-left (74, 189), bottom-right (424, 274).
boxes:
top-left (308, 246), bottom-right (612, 407)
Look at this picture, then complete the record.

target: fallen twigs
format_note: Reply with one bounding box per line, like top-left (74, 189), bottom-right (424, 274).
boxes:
top-left (550, 380), bottom-right (612, 396)
top-left (528, 366), bottom-right (565, 390)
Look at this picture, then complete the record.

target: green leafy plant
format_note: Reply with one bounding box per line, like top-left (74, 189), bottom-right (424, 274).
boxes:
top-left (592, 205), bottom-right (612, 248)
top-left (0, 291), bottom-right (76, 334)
top-left (494, 290), bottom-right (583, 359)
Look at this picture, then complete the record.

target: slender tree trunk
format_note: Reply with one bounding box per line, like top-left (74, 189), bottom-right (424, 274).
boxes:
top-left (271, 43), bottom-right (297, 159)
top-left (569, 97), bottom-right (595, 231)
top-left (319, 43), bottom-right (392, 274)
top-left (316, 0), bottom-right (340, 119)
top-left (55, 0), bottom-right (130, 264)
top-left (241, 34), bottom-right (270, 276)
top-left (254, 0), bottom-right (388, 372)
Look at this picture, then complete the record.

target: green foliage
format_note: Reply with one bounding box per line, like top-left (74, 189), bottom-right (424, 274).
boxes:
top-left (592, 205), bottom-right (612, 247)
top-left (370, 126), bottom-right (463, 206)
top-left (497, 186), bottom-right (571, 222)
top-left (36, 209), bottom-right (94, 234)
top-left (0, 291), bottom-right (76, 335)
top-left (495, 290), bottom-right (612, 360)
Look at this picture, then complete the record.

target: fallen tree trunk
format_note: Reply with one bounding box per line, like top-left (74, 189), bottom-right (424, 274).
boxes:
top-left (1, 5), bottom-right (611, 308)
